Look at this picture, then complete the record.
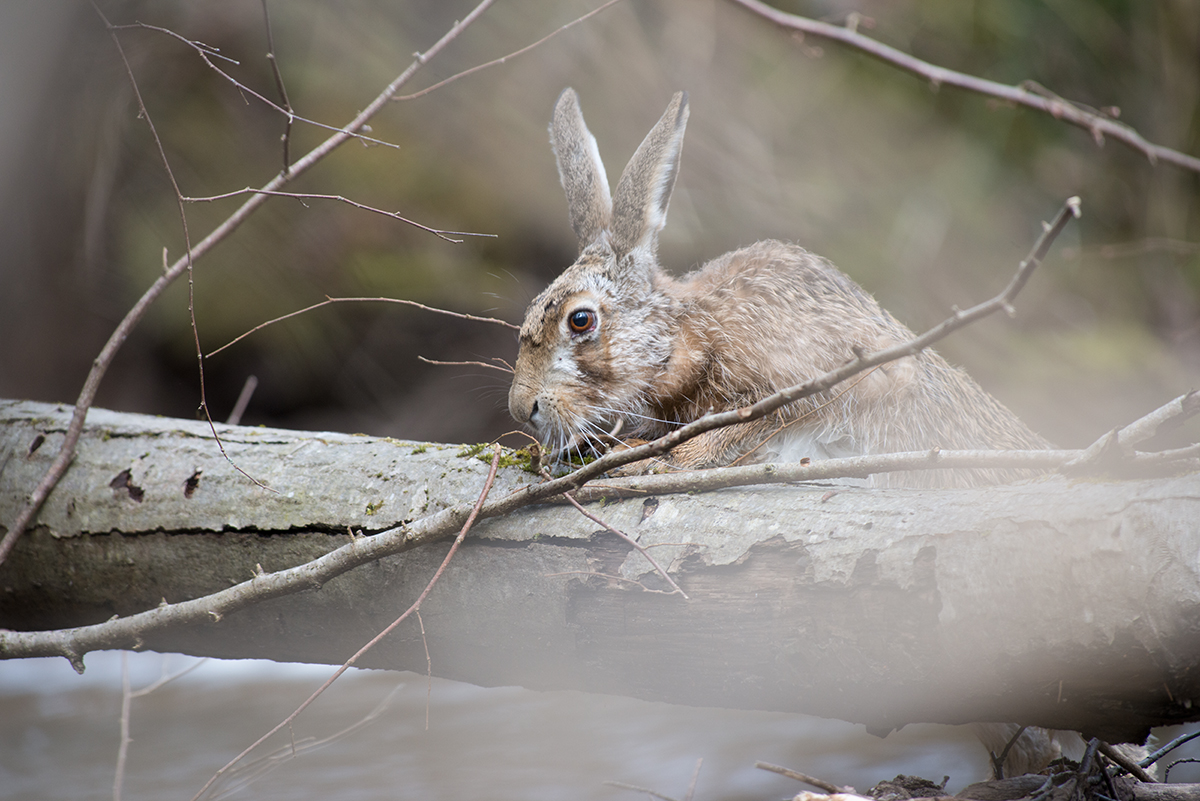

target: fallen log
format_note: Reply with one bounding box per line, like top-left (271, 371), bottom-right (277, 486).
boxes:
top-left (1, 399), bottom-right (1198, 743)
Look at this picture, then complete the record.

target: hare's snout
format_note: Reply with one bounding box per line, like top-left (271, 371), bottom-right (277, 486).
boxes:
top-left (507, 384), bottom-right (540, 429)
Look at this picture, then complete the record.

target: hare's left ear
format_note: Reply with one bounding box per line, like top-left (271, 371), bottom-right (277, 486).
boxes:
top-left (609, 91), bottom-right (689, 259)
top-left (550, 88), bottom-right (613, 251)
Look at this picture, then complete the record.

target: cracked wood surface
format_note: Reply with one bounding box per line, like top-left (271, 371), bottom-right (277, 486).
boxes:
top-left (1, 399), bottom-right (1199, 741)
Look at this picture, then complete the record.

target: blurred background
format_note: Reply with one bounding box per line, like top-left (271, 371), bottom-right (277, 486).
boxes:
top-left (1, 1), bottom-right (1198, 799)
top-left (0, 0), bottom-right (1197, 448)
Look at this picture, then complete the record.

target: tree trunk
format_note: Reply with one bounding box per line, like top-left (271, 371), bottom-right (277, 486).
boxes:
top-left (1, 399), bottom-right (1198, 743)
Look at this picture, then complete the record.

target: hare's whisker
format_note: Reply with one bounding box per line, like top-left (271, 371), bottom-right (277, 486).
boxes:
top-left (585, 405), bottom-right (683, 428)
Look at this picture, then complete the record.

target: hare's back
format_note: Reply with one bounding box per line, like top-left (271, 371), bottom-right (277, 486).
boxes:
top-left (678, 240), bottom-right (913, 378)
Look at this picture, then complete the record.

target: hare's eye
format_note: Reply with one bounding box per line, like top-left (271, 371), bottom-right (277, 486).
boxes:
top-left (568, 309), bottom-right (596, 334)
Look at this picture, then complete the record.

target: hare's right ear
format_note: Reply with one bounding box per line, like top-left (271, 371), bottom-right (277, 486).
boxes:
top-left (550, 88), bottom-right (613, 250)
top-left (610, 91), bottom-right (688, 259)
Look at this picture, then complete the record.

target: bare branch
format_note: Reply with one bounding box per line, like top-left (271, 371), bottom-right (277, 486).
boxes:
top-left (728, 0), bottom-right (1200, 175)
top-left (566, 445), bottom-right (1195, 502)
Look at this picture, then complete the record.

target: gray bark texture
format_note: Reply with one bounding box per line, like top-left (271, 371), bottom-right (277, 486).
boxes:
top-left (1, 399), bottom-right (1199, 743)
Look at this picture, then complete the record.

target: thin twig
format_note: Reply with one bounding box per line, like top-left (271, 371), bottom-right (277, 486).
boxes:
top-left (190, 445), bottom-right (502, 801)
top-left (728, 0), bottom-right (1200, 174)
top-left (259, 0), bottom-right (293, 173)
top-left (541, 570), bottom-right (682, 594)
top-left (0, 0), bottom-right (500, 567)
top-left (113, 652), bottom-right (132, 801)
top-left (394, 0), bottom-right (627, 102)
top-left (114, 654), bottom-right (208, 801)
top-left (417, 608), bottom-right (431, 731)
top-left (102, 10), bottom-right (277, 498)
top-left (560, 491), bottom-right (688, 599)
top-left (683, 758), bottom-right (703, 801)
top-left (208, 295), bottom-right (517, 359)
top-left (602, 781), bottom-right (679, 801)
top-left (418, 355), bottom-right (515, 374)
top-left (755, 761), bottom-right (848, 794)
top-left (182, 188), bottom-right (496, 243)
top-left (225, 376), bottom-right (258, 426)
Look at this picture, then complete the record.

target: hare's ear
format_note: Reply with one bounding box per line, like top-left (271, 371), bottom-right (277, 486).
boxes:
top-left (610, 91), bottom-right (689, 259)
top-left (550, 88), bottom-right (613, 250)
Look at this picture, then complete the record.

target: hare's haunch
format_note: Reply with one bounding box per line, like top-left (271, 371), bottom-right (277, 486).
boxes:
top-left (509, 88), bottom-right (1047, 487)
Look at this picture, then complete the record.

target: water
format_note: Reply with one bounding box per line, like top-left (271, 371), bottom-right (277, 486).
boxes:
top-left (2, 652), bottom-right (1188, 801)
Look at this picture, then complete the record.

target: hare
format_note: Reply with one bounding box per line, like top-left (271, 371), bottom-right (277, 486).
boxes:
top-left (508, 89), bottom-right (1083, 779)
top-left (509, 88), bottom-right (1048, 488)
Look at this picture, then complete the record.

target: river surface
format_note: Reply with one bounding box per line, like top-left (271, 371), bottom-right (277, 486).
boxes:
top-left (2, 652), bottom-right (1195, 800)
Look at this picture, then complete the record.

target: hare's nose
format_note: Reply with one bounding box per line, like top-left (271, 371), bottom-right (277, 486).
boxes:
top-left (528, 400), bottom-right (540, 424)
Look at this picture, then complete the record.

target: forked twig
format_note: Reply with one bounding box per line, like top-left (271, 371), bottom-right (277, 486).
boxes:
top-left (1065, 391), bottom-right (1200, 471)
